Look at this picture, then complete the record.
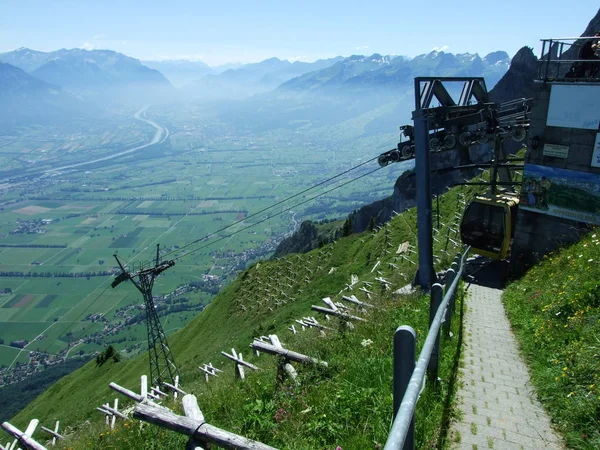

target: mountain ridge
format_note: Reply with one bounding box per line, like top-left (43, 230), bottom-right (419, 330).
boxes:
top-left (0, 62), bottom-right (89, 128)
top-left (0, 48), bottom-right (174, 104)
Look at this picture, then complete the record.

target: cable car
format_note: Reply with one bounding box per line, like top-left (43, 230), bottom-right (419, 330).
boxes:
top-left (460, 194), bottom-right (519, 259)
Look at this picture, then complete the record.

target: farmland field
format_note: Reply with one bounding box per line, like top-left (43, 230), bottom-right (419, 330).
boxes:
top-left (0, 102), bottom-right (408, 374)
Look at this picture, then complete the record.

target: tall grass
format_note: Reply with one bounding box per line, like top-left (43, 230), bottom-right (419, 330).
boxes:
top-left (503, 231), bottom-right (600, 449)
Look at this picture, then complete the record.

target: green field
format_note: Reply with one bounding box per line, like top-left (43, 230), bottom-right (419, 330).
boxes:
top-left (0, 102), bottom-right (405, 370)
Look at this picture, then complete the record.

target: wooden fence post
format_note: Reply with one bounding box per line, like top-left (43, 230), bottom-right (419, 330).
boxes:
top-left (249, 340), bottom-right (328, 368)
top-left (133, 398), bottom-right (279, 449)
top-left (221, 349), bottom-right (260, 381)
top-left (40, 421), bottom-right (63, 446)
top-left (163, 376), bottom-right (187, 399)
top-left (1, 421), bottom-right (46, 450)
top-left (182, 395), bottom-right (210, 450)
top-left (199, 364), bottom-right (221, 383)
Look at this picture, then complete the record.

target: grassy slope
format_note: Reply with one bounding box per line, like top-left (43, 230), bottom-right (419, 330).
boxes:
top-left (504, 232), bottom-right (600, 449)
top-left (10, 180), bottom-right (482, 449)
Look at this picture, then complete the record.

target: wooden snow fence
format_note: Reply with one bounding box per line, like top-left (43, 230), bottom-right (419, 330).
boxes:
top-left (109, 375), bottom-right (171, 411)
top-left (311, 297), bottom-right (367, 325)
top-left (341, 295), bottom-right (373, 311)
top-left (250, 334), bottom-right (328, 385)
top-left (1, 419), bottom-right (46, 450)
top-left (293, 316), bottom-right (332, 334)
top-left (133, 394), bottom-right (278, 450)
top-left (199, 363), bottom-right (221, 382)
top-left (221, 348), bottom-right (259, 380)
top-left (266, 335), bottom-right (298, 385)
top-left (163, 375), bottom-right (187, 400)
top-left (96, 398), bottom-right (126, 430)
top-left (39, 421), bottom-right (63, 446)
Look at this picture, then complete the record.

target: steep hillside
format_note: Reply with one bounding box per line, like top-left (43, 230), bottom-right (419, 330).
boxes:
top-left (10, 179), bottom-right (484, 449)
top-left (0, 62), bottom-right (89, 128)
top-left (504, 231), bottom-right (600, 449)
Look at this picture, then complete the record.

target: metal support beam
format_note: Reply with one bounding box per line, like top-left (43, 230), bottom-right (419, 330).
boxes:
top-left (413, 94), bottom-right (434, 290)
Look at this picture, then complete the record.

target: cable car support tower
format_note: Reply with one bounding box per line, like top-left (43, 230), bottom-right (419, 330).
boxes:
top-left (111, 244), bottom-right (180, 387)
top-left (377, 77), bottom-right (530, 289)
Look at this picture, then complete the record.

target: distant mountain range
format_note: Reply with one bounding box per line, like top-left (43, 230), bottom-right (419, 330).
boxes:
top-left (182, 56), bottom-right (345, 99)
top-left (0, 46), bottom-right (512, 129)
top-left (0, 48), bottom-right (174, 105)
top-left (279, 51), bottom-right (510, 93)
top-left (142, 59), bottom-right (213, 88)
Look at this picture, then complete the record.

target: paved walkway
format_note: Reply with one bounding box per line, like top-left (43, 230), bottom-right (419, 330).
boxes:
top-left (448, 283), bottom-right (564, 450)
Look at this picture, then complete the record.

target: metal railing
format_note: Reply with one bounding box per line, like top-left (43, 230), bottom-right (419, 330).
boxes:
top-left (384, 248), bottom-right (470, 450)
top-left (538, 37), bottom-right (600, 82)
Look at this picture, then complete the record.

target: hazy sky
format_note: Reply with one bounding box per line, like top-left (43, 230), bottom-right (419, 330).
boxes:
top-left (1, 1), bottom-right (598, 66)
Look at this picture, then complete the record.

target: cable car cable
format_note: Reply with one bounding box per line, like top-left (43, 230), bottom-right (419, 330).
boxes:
top-left (133, 155), bottom-right (381, 265)
top-left (172, 165), bottom-right (385, 263)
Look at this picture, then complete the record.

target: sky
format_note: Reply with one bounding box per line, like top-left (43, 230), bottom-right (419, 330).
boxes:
top-left (0, 1), bottom-right (598, 66)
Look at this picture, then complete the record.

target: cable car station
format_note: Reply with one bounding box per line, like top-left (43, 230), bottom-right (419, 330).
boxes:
top-left (378, 36), bottom-right (600, 289)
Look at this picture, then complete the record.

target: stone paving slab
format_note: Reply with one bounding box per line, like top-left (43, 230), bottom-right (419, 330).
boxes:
top-left (448, 283), bottom-right (564, 450)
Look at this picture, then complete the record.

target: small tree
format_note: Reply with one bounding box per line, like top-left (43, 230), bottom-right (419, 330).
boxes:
top-left (368, 217), bottom-right (376, 231)
top-left (342, 217), bottom-right (353, 237)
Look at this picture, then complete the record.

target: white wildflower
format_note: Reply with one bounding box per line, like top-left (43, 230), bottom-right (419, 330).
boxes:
top-left (361, 339), bottom-right (373, 347)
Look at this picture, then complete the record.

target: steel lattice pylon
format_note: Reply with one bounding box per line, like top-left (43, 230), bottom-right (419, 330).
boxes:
top-left (112, 244), bottom-right (181, 387)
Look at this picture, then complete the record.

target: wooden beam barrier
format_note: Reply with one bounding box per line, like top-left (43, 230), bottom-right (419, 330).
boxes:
top-left (321, 297), bottom-right (337, 310)
top-left (311, 305), bottom-right (367, 322)
top-left (268, 335), bottom-right (299, 385)
top-left (151, 386), bottom-right (168, 398)
top-left (109, 382), bottom-right (143, 402)
top-left (0, 422), bottom-right (46, 450)
top-left (40, 421), bottom-right (62, 446)
top-left (109, 381), bottom-right (168, 410)
top-left (147, 392), bottom-right (161, 401)
top-left (333, 301), bottom-right (350, 311)
top-left (111, 399), bottom-right (119, 429)
top-left (162, 375), bottom-right (187, 399)
top-left (133, 397), bottom-right (279, 450)
top-left (370, 260), bottom-right (381, 273)
top-left (298, 317), bottom-right (333, 331)
top-left (249, 340), bottom-right (328, 368)
top-left (182, 395), bottom-right (210, 450)
top-left (375, 277), bottom-right (392, 290)
top-left (341, 295), bottom-right (374, 309)
top-left (199, 364), bottom-right (220, 382)
top-left (221, 349), bottom-right (259, 380)
top-left (162, 381), bottom-right (187, 397)
top-left (99, 403), bottom-right (128, 420)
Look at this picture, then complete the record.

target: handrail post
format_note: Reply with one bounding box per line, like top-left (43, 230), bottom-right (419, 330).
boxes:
top-left (443, 268), bottom-right (457, 336)
top-left (427, 284), bottom-right (444, 384)
top-left (393, 326), bottom-right (416, 450)
top-left (384, 248), bottom-right (470, 450)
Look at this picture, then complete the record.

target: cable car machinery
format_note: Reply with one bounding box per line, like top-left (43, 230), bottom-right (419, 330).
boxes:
top-left (377, 77), bottom-right (531, 288)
